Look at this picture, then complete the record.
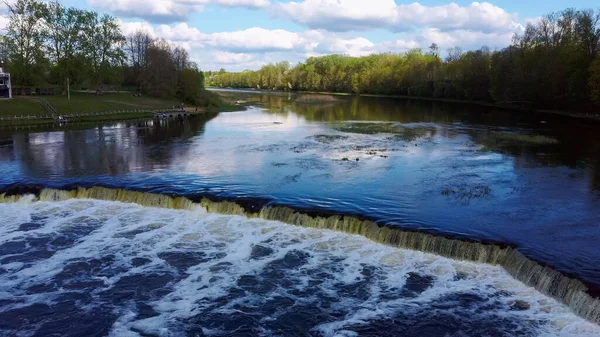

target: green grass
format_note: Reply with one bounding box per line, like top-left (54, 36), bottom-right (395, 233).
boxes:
top-left (0, 112), bottom-right (154, 126)
top-left (0, 92), bottom-right (182, 117)
top-left (332, 122), bottom-right (430, 142)
top-left (0, 91), bottom-right (242, 125)
top-left (332, 122), bottom-right (402, 135)
top-left (312, 134), bottom-right (350, 143)
top-left (491, 132), bottom-right (559, 145)
top-left (196, 90), bottom-right (242, 113)
top-left (67, 112), bottom-right (154, 122)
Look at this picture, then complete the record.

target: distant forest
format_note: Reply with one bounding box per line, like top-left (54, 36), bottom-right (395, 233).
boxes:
top-left (0, 0), bottom-right (205, 105)
top-left (207, 8), bottom-right (600, 112)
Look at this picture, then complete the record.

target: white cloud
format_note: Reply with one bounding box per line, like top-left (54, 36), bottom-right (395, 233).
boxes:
top-left (212, 51), bottom-right (253, 64)
top-left (118, 20), bottom-right (157, 36)
top-left (88, 0), bottom-right (270, 23)
top-left (197, 27), bottom-right (377, 56)
top-left (116, 16), bottom-right (519, 71)
top-left (0, 1), bottom-right (8, 32)
top-left (0, 15), bottom-right (8, 33)
top-left (0, 15), bottom-right (6, 28)
top-left (418, 28), bottom-right (513, 50)
top-left (523, 16), bottom-right (542, 28)
top-left (276, 1), bottom-right (519, 33)
top-left (377, 39), bottom-right (420, 53)
top-left (327, 38), bottom-right (374, 56)
top-left (129, 24), bottom-right (382, 57)
top-left (311, 35), bottom-right (375, 56)
top-left (157, 23), bottom-right (208, 44)
top-left (208, 27), bottom-right (304, 52)
top-left (275, 0), bottom-right (397, 31)
top-left (212, 0), bottom-right (269, 7)
top-left (116, 21), bottom-right (389, 69)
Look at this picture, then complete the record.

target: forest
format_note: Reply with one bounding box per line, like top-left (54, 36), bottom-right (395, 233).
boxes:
top-left (207, 8), bottom-right (600, 112)
top-left (0, 0), bottom-right (208, 106)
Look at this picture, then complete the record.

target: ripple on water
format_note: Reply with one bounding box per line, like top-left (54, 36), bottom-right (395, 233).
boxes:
top-left (0, 200), bottom-right (598, 337)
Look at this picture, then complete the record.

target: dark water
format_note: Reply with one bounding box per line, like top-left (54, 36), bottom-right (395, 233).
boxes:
top-left (1, 91), bottom-right (600, 335)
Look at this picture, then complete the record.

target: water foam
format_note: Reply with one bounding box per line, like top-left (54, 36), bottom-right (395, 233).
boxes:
top-left (2, 187), bottom-right (600, 327)
top-left (0, 199), bottom-right (598, 336)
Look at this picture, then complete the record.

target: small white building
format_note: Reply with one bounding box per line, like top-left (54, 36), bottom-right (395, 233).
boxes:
top-left (0, 67), bottom-right (12, 99)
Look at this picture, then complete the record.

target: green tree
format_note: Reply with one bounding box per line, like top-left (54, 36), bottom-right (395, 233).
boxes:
top-left (141, 40), bottom-right (176, 97)
top-left (4, 0), bottom-right (47, 85)
top-left (591, 57), bottom-right (600, 106)
top-left (0, 34), bottom-right (8, 65)
top-left (42, 1), bottom-right (88, 92)
top-left (178, 67), bottom-right (204, 103)
top-left (205, 7), bottom-right (600, 113)
top-left (82, 12), bottom-right (125, 88)
top-left (125, 30), bottom-right (154, 92)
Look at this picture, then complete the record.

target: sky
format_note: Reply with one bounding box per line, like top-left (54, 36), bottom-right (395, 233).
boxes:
top-left (1, 0), bottom-right (599, 71)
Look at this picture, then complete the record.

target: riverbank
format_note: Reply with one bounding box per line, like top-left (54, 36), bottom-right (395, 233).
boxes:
top-left (208, 87), bottom-right (600, 122)
top-left (0, 91), bottom-right (241, 125)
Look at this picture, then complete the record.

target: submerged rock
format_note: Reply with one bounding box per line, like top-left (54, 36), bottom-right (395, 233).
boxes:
top-left (509, 300), bottom-right (531, 311)
top-left (250, 244), bottom-right (274, 259)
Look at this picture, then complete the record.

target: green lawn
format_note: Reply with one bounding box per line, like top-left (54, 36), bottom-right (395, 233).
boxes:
top-left (0, 91), bottom-right (242, 125)
top-left (0, 92), bottom-right (183, 117)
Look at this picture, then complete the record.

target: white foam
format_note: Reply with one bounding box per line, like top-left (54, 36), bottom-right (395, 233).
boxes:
top-left (0, 200), bottom-right (598, 337)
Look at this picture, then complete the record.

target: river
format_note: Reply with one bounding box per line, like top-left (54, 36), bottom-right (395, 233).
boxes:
top-left (0, 90), bottom-right (599, 336)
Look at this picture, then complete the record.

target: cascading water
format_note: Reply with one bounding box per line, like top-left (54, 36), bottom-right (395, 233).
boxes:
top-left (1, 186), bottom-right (599, 327)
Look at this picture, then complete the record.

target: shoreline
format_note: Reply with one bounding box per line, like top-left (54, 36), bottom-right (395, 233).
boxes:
top-left (0, 90), bottom-right (242, 126)
top-left (0, 107), bottom-right (238, 127)
top-left (0, 112), bottom-right (154, 126)
top-left (209, 87), bottom-right (600, 122)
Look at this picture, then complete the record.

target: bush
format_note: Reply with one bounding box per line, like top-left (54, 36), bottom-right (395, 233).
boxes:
top-left (194, 90), bottom-right (222, 107)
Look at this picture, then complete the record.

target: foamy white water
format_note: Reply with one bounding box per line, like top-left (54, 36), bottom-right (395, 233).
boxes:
top-left (0, 199), bottom-right (598, 337)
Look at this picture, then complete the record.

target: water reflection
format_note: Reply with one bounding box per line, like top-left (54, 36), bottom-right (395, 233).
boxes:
top-left (0, 114), bottom-right (217, 178)
top-left (0, 92), bottom-right (599, 289)
top-left (221, 91), bottom-right (600, 180)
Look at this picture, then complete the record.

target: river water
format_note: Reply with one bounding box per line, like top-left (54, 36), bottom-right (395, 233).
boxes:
top-left (0, 91), bottom-right (599, 336)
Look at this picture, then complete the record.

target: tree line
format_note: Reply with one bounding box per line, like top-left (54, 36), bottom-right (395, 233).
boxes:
top-left (207, 8), bottom-right (600, 111)
top-left (0, 0), bottom-right (206, 105)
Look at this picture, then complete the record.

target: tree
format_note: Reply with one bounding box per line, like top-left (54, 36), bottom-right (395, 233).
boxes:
top-left (4, 0), bottom-right (46, 85)
top-left (172, 46), bottom-right (190, 72)
top-left (429, 43), bottom-right (439, 57)
top-left (178, 67), bottom-right (204, 103)
top-left (0, 34), bottom-right (8, 65)
top-left (0, 0), bottom-right (212, 103)
top-left (142, 39), bottom-right (176, 97)
top-left (126, 30), bottom-right (154, 92)
top-left (82, 12), bottom-right (125, 88)
top-left (42, 1), bottom-right (87, 91)
top-left (446, 46), bottom-right (464, 62)
top-left (591, 57), bottom-right (600, 106)
top-left (575, 9), bottom-right (600, 60)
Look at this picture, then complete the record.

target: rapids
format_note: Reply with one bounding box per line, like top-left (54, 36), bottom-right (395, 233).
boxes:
top-left (0, 198), bottom-right (599, 337)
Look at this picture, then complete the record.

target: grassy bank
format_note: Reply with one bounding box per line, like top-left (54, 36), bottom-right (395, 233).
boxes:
top-left (0, 91), bottom-right (242, 125)
top-left (0, 92), bottom-right (182, 116)
top-left (194, 89), bottom-right (240, 113)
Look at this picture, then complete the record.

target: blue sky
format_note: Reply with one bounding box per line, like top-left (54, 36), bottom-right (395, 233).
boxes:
top-left (2, 1), bottom-right (600, 71)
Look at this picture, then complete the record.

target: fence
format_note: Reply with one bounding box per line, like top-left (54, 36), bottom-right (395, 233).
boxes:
top-left (0, 108), bottom-right (188, 122)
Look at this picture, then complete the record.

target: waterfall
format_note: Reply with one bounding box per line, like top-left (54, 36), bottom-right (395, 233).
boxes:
top-left (1, 186), bottom-right (599, 324)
